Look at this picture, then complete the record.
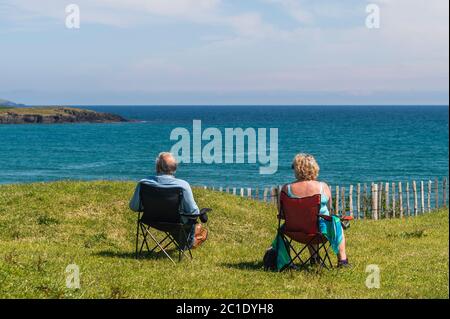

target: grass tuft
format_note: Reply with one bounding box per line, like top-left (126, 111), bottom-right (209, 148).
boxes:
top-left (37, 215), bottom-right (60, 226)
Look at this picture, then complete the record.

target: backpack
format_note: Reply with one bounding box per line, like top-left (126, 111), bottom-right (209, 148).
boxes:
top-left (263, 247), bottom-right (277, 271)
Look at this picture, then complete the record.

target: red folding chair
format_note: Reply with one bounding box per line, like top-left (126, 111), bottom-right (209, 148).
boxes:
top-left (278, 190), bottom-right (336, 270)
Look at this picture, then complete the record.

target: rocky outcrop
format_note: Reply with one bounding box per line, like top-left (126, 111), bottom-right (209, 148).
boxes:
top-left (0, 107), bottom-right (128, 124)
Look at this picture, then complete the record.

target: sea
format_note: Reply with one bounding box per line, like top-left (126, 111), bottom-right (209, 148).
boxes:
top-left (0, 105), bottom-right (448, 189)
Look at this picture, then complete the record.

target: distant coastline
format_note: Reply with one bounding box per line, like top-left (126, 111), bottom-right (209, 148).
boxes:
top-left (0, 106), bottom-right (129, 124)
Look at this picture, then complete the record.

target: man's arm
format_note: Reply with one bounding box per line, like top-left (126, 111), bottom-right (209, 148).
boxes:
top-left (129, 183), bottom-right (142, 212)
top-left (180, 183), bottom-right (200, 216)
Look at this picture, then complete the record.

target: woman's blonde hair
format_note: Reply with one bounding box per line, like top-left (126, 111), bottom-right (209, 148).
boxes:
top-left (292, 153), bottom-right (320, 181)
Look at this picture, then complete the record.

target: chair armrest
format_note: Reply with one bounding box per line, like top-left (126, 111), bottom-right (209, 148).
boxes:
top-left (180, 214), bottom-right (200, 220)
top-left (200, 208), bottom-right (212, 215)
top-left (318, 214), bottom-right (332, 221)
top-left (319, 214), bottom-right (353, 222)
top-left (181, 208), bottom-right (212, 223)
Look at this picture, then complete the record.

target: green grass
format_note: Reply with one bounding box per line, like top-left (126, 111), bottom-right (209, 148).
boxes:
top-left (0, 181), bottom-right (448, 299)
top-left (0, 106), bottom-right (95, 115)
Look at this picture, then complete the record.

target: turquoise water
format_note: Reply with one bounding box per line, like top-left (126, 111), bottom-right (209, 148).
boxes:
top-left (0, 105), bottom-right (448, 188)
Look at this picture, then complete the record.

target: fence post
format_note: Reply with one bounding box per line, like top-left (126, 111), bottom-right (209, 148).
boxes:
top-left (263, 188), bottom-right (268, 202)
top-left (364, 184), bottom-right (369, 218)
top-left (341, 187), bottom-right (346, 214)
top-left (255, 187), bottom-right (259, 200)
top-left (271, 187), bottom-right (277, 204)
top-left (240, 188), bottom-right (244, 197)
top-left (372, 183), bottom-right (378, 220)
top-left (349, 185), bottom-right (354, 217)
top-left (378, 183), bottom-right (383, 218)
top-left (435, 178), bottom-right (439, 209)
top-left (413, 181), bottom-right (418, 216)
top-left (232, 188), bottom-right (237, 196)
top-left (398, 182), bottom-right (403, 218)
top-left (421, 181), bottom-right (425, 214)
top-left (335, 186), bottom-right (340, 214)
top-left (274, 187), bottom-right (280, 208)
top-left (392, 182), bottom-right (396, 218)
top-left (357, 183), bottom-right (361, 219)
top-left (443, 177), bottom-right (447, 208)
top-left (406, 182), bottom-right (411, 217)
top-left (427, 180), bottom-right (432, 213)
top-left (385, 183), bottom-right (390, 218)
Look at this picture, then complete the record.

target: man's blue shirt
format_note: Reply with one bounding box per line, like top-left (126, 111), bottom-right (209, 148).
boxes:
top-left (129, 175), bottom-right (200, 223)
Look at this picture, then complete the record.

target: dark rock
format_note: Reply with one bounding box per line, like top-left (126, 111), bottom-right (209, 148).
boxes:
top-left (0, 107), bottom-right (129, 124)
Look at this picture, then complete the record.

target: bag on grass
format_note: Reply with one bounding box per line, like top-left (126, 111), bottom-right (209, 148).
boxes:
top-left (263, 247), bottom-right (277, 271)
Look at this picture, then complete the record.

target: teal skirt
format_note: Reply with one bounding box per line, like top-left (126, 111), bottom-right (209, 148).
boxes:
top-left (319, 215), bottom-right (343, 255)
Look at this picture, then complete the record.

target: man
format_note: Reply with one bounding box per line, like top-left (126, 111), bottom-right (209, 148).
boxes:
top-left (129, 152), bottom-right (209, 249)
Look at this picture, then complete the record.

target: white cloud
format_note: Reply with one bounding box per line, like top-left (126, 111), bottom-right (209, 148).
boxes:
top-left (263, 0), bottom-right (314, 24)
top-left (2, 0), bottom-right (278, 35)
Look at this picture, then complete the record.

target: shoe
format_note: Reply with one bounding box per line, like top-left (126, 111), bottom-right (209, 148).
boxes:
top-left (310, 256), bottom-right (321, 266)
top-left (341, 221), bottom-right (350, 230)
top-left (192, 224), bottom-right (208, 249)
top-left (287, 263), bottom-right (300, 271)
top-left (337, 259), bottom-right (351, 268)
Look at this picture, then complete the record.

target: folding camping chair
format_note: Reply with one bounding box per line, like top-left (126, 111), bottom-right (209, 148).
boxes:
top-left (278, 190), bottom-right (342, 270)
top-left (135, 184), bottom-right (194, 264)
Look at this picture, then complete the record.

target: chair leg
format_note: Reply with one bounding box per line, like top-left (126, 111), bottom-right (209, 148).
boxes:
top-left (144, 228), bottom-right (176, 265)
top-left (292, 236), bottom-right (320, 268)
top-left (180, 227), bottom-right (193, 261)
top-left (171, 239), bottom-right (192, 262)
top-left (136, 224), bottom-right (193, 264)
top-left (139, 224), bottom-right (151, 254)
top-left (150, 233), bottom-right (172, 253)
top-left (136, 220), bottom-right (140, 259)
top-left (282, 235), bottom-right (332, 271)
top-left (314, 242), bottom-right (332, 271)
top-left (281, 236), bottom-right (308, 269)
top-left (323, 243), bottom-right (333, 269)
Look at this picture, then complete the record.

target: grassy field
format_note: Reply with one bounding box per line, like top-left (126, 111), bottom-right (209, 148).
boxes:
top-left (0, 181), bottom-right (448, 299)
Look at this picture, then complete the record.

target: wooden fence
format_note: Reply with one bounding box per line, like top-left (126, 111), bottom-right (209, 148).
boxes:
top-left (200, 177), bottom-right (448, 220)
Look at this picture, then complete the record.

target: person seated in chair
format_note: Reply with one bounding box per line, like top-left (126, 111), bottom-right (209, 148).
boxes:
top-left (129, 152), bottom-right (209, 249)
top-left (281, 153), bottom-right (349, 267)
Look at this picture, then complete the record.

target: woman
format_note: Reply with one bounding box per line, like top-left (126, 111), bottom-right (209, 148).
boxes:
top-left (282, 153), bottom-right (349, 267)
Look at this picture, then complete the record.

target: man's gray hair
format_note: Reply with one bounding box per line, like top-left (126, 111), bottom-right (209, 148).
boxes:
top-left (155, 152), bottom-right (178, 175)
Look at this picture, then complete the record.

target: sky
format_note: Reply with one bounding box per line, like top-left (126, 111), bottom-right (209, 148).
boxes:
top-left (0, 0), bottom-right (448, 105)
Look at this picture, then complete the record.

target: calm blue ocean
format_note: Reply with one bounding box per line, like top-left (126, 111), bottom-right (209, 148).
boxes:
top-left (0, 105), bottom-right (448, 188)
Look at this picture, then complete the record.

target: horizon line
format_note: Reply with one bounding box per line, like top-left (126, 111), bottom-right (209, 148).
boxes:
top-left (21, 104), bottom-right (450, 107)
